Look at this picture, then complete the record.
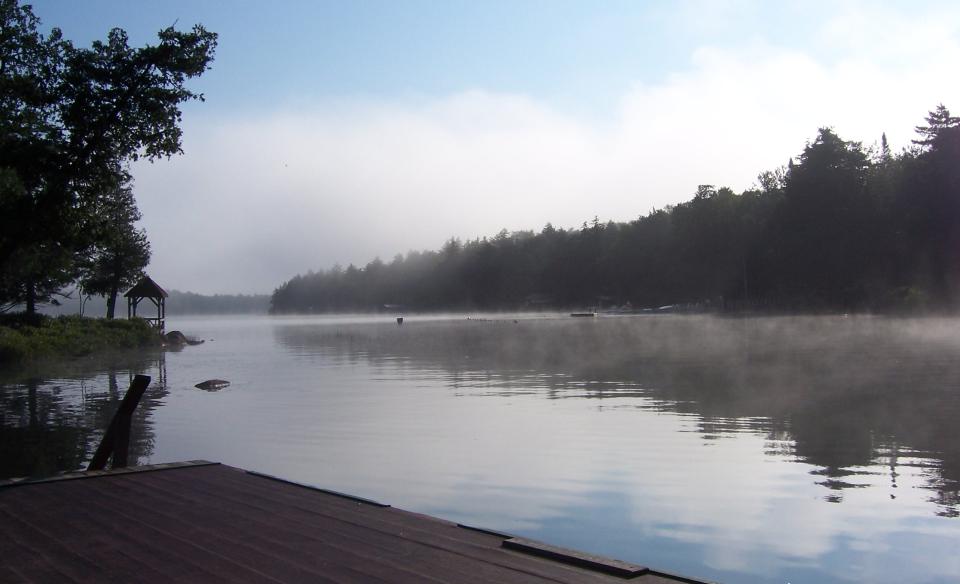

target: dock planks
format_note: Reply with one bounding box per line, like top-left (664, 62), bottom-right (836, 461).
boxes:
top-left (0, 462), bottom-right (710, 583)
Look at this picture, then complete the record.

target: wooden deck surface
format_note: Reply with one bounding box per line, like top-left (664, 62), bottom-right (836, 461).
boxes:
top-left (0, 462), bottom-right (710, 583)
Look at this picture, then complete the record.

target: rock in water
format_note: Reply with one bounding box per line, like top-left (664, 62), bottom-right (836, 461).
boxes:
top-left (165, 330), bottom-right (205, 346)
top-left (165, 330), bottom-right (188, 345)
top-left (195, 379), bottom-right (230, 391)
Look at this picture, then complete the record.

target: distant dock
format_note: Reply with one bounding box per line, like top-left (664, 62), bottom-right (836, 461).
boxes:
top-left (0, 461), bottom-right (712, 583)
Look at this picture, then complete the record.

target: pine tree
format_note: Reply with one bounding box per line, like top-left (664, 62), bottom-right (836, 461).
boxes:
top-left (912, 104), bottom-right (960, 149)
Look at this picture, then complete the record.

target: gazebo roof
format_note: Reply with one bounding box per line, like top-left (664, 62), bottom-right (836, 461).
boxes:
top-left (124, 275), bottom-right (169, 299)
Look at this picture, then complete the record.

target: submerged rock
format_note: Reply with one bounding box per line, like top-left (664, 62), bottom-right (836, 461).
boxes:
top-left (195, 379), bottom-right (230, 391)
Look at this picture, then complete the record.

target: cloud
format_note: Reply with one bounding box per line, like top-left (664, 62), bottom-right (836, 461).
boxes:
top-left (132, 5), bottom-right (960, 294)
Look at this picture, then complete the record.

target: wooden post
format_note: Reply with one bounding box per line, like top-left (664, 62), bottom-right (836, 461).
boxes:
top-left (87, 375), bottom-right (151, 471)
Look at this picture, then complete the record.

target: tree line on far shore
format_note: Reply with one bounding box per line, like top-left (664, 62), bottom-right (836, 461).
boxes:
top-left (271, 105), bottom-right (960, 314)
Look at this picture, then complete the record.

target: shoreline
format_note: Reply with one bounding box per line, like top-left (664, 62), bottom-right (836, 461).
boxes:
top-left (0, 314), bottom-right (161, 366)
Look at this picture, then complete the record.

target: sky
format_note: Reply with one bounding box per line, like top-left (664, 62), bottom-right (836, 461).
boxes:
top-left (30, 0), bottom-right (960, 294)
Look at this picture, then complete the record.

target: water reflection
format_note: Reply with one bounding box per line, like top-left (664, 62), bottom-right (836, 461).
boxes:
top-left (0, 350), bottom-right (168, 478)
top-left (273, 315), bottom-right (960, 517)
top-left (2, 314), bottom-right (959, 584)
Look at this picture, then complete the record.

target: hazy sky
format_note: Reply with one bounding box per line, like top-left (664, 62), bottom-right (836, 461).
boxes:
top-left (31, 1), bottom-right (960, 294)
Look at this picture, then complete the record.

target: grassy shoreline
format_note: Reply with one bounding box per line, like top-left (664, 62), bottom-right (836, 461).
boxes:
top-left (0, 314), bottom-right (161, 365)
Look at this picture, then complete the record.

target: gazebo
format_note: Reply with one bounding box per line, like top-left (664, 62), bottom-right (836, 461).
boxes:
top-left (125, 275), bottom-right (168, 332)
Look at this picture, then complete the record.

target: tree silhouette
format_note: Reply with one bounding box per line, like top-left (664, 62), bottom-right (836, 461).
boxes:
top-left (912, 104), bottom-right (960, 149)
top-left (0, 0), bottom-right (216, 313)
top-left (77, 171), bottom-right (150, 318)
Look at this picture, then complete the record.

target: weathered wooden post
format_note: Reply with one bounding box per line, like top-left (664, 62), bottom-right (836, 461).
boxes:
top-left (87, 375), bottom-right (151, 471)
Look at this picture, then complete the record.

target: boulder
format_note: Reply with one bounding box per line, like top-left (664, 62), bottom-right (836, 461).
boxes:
top-left (164, 330), bottom-right (188, 345)
top-left (164, 330), bottom-right (204, 346)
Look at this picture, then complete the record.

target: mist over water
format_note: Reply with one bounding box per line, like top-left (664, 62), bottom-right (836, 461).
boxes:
top-left (2, 314), bottom-right (959, 583)
top-left (276, 314), bottom-right (960, 509)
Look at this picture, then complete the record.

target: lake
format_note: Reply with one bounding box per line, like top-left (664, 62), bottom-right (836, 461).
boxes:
top-left (2, 314), bottom-right (959, 583)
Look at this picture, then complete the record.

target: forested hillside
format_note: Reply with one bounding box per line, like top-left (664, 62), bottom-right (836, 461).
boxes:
top-left (271, 106), bottom-right (960, 314)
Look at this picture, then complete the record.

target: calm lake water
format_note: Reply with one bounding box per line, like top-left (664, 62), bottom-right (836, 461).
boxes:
top-left (2, 314), bottom-right (959, 583)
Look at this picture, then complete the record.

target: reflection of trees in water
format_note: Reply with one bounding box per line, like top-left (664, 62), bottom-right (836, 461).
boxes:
top-left (0, 377), bottom-right (89, 478)
top-left (0, 350), bottom-right (168, 479)
top-left (274, 315), bottom-right (960, 516)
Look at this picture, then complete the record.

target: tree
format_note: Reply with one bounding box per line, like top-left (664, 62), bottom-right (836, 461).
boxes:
top-left (0, 0), bottom-right (216, 313)
top-left (77, 171), bottom-right (150, 319)
top-left (899, 105), bottom-right (960, 306)
top-left (880, 132), bottom-right (892, 163)
top-left (762, 128), bottom-right (875, 306)
top-left (912, 104), bottom-right (960, 149)
top-left (0, 1), bottom-right (72, 313)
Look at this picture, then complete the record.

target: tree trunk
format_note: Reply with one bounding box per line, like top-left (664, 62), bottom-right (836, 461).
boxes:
top-left (25, 282), bottom-right (36, 316)
top-left (106, 285), bottom-right (118, 319)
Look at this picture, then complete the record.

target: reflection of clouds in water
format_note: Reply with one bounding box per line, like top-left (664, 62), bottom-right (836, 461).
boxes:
top-left (269, 376), bottom-right (951, 582)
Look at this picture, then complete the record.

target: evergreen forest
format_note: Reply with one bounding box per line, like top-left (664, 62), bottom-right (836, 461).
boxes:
top-left (271, 107), bottom-right (960, 314)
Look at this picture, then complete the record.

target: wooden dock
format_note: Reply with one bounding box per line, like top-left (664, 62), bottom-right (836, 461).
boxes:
top-left (0, 461), bottom-right (711, 583)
